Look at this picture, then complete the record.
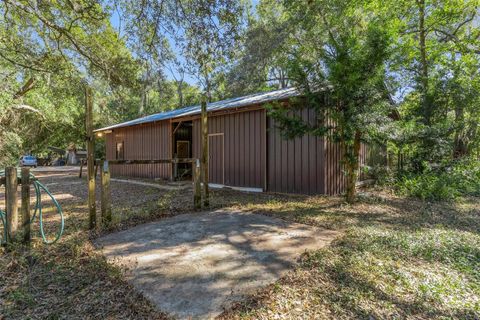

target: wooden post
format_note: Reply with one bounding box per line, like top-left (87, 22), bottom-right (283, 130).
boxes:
top-left (86, 86), bottom-right (96, 229)
top-left (79, 160), bottom-right (83, 178)
top-left (101, 160), bottom-right (112, 226)
top-left (201, 98), bottom-right (209, 207)
top-left (173, 155), bottom-right (178, 181)
top-left (94, 161), bottom-right (99, 178)
top-left (5, 167), bottom-right (18, 243)
top-left (21, 167), bottom-right (31, 245)
top-left (193, 159), bottom-right (201, 209)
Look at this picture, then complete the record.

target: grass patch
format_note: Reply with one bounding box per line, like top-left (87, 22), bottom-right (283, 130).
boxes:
top-left (1, 172), bottom-right (479, 319)
top-left (222, 194), bottom-right (480, 319)
top-left (0, 173), bottom-right (172, 319)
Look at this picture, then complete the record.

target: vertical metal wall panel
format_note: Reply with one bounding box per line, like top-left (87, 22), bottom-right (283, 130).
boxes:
top-left (267, 108), bottom-right (325, 195)
top-left (105, 121), bottom-right (171, 179)
top-left (192, 109), bottom-right (267, 189)
top-left (103, 105), bottom-right (366, 195)
top-left (208, 134), bottom-right (224, 184)
top-left (321, 112), bottom-right (346, 196)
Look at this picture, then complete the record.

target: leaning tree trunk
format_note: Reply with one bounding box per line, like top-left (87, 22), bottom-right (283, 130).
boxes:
top-left (344, 131), bottom-right (362, 203)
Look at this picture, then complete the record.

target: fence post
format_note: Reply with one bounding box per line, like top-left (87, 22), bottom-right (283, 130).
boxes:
top-left (94, 160), bottom-right (99, 178)
top-left (79, 160), bottom-right (84, 178)
top-left (173, 155), bottom-right (178, 181)
top-left (193, 159), bottom-right (201, 209)
top-left (101, 160), bottom-right (112, 226)
top-left (5, 167), bottom-right (18, 243)
top-left (201, 98), bottom-right (209, 207)
top-left (21, 167), bottom-right (31, 245)
top-left (86, 86), bottom-right (96, 229)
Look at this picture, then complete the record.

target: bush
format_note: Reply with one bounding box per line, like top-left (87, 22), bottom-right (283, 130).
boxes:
top-left (0, 131), bottom-right (23, 167)
top-left (395, 158), bottom-right (480, 201)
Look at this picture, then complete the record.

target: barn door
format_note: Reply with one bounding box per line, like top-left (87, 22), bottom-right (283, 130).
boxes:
top-left (208, 134), bottom-right (224, 185)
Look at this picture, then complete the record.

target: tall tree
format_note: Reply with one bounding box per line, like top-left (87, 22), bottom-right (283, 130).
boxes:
top-left (269, 0), bottom-right (393, 202)
top-left (387, 0), bottom-right (480, 165)
top-left (225, 0), bottom-right (293, 96)
top-left (120, 0), bottom-right (246, 101)
top-left (0, 0), bottom-right (141, 165)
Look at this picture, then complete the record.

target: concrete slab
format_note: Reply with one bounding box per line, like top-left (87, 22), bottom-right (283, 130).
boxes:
top-left (96, 210), bottom-right (339, 319)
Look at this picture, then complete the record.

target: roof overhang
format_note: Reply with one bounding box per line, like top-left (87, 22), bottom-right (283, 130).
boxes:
top-left (94, 87), bottom-right (300, 133)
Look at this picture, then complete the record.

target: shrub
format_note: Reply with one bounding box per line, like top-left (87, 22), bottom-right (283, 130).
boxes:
top-left (395, 158), bottom-right (480, 201)
top-left (0, 131), bottom-right (23, 167)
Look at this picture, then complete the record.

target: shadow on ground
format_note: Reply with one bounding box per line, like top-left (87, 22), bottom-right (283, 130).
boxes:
top-left (96, 210), bottom-right (339, 319)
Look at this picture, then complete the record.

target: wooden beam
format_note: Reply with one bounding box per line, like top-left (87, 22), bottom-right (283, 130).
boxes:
top-left (94, 161), bottom-right (99, 178)
top-left (173, 156), bottom-right (178, 181)
top-left (172, 121), bottom-right (183, 135)
top-left (100, 160), bottom-right (112, 227)
top-left (86, 86), bottom-right (96, 230)
top-left (103, 158), bottom-right (195, 165)
top-left (79, 159), bottom-right (84, 178)
top-left (5, 167), bottom-right (18, 243)
top-left (201, 98), bottom-right (209, 207)
top-left (193, 159), bottom-right (201, 209)
top-left (21, 168), bottom-right (31, 245)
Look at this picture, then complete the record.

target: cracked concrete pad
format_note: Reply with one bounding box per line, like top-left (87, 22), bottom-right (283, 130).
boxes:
top-left (95, 210), bottom-right (339, 319)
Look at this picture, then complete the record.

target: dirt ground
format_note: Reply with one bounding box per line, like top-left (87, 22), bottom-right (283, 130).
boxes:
top-left (1, 167), bottom-right (478, 319)
top-left (0, 167), bottom-right (325, 319)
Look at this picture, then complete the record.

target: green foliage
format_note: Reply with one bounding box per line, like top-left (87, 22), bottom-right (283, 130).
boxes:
top-left (0, 131), bottom-right (22, 167)
top-left (266, 0), bottom-right (394, 202)
top-left (396, 158), bottom-right (480, 201)
top-left (386, 0), bottom-right (480, 165)
top-left (225, 0), bottom-right (292, 96)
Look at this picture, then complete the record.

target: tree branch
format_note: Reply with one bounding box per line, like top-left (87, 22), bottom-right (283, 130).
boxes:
top-left (13, 77), bottom-right (36, 99)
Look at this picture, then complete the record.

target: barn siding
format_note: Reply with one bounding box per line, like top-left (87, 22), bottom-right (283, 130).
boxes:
top-left (105, 121), bottom-right (171, 179)
top-left (324, 138), bottom-right (346, 195)
top-left (104, 105), bottom-right (382, 195)
top-left (267, 108), bottom-right (326, 195)
top-left (192, 109), bottom-right (267, 189)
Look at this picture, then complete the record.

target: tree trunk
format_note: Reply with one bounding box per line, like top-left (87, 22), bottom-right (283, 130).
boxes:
top-left (417, 0), bottom-right (431, 125)
top-left (453, 103), bottom-right (468, 158)
top-left (345, 131), bottom-right (362, 203)
top-left (177, 80), bottom-right (184, 108)
top-left (85, 87), bottom-right (96, 230)
top-left (140, 85), bottom-right (146, 116)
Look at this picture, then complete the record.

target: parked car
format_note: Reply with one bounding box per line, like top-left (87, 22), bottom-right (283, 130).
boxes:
top-left (19, 155), bottom-right (38, 167)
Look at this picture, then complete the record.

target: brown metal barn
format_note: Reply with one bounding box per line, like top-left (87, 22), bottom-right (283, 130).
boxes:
top-left (95, 88), bottom-right (381, 195)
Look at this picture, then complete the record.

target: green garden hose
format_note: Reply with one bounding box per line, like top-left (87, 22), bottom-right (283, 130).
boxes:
top-left (0, 169), bottom-right (64, 245)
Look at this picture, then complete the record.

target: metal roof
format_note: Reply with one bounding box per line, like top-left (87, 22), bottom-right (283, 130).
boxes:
top-left (94, 87), bottom-right (300, 132)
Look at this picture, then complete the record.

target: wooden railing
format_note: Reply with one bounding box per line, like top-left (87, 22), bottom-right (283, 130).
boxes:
top-left (82, 158), bottom-right (203, 226)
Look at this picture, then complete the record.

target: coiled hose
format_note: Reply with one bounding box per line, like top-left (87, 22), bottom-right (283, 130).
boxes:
top-left (0, 169), bottom-right (64, 244)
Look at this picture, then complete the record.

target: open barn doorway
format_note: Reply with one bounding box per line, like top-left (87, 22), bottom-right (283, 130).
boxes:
top-left (171, 120), bottom-right (193, 180)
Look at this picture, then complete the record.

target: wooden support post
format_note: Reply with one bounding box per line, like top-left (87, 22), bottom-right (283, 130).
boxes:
top-left (79, 160), bottom-right (84, 178)
top-left (94, 161), bottom-right (99, 178)
top-left (193, 159), bottom-right (201, 209)
top-left (21, 167), bottom-right (31, 245)
top-left (101, 160), bottom-right (112, 226)
top-left (5, 167), bottom-right (18, 243)
top-left (173, 155), bottom-right (178, 181)
top-left (86, 86), bottom-right (96, 230)
top-left (201, 98), bottom-right (209, 207)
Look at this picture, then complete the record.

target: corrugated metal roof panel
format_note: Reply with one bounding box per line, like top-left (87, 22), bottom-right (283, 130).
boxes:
top-left (95, 87), bottom-right (300, 132)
